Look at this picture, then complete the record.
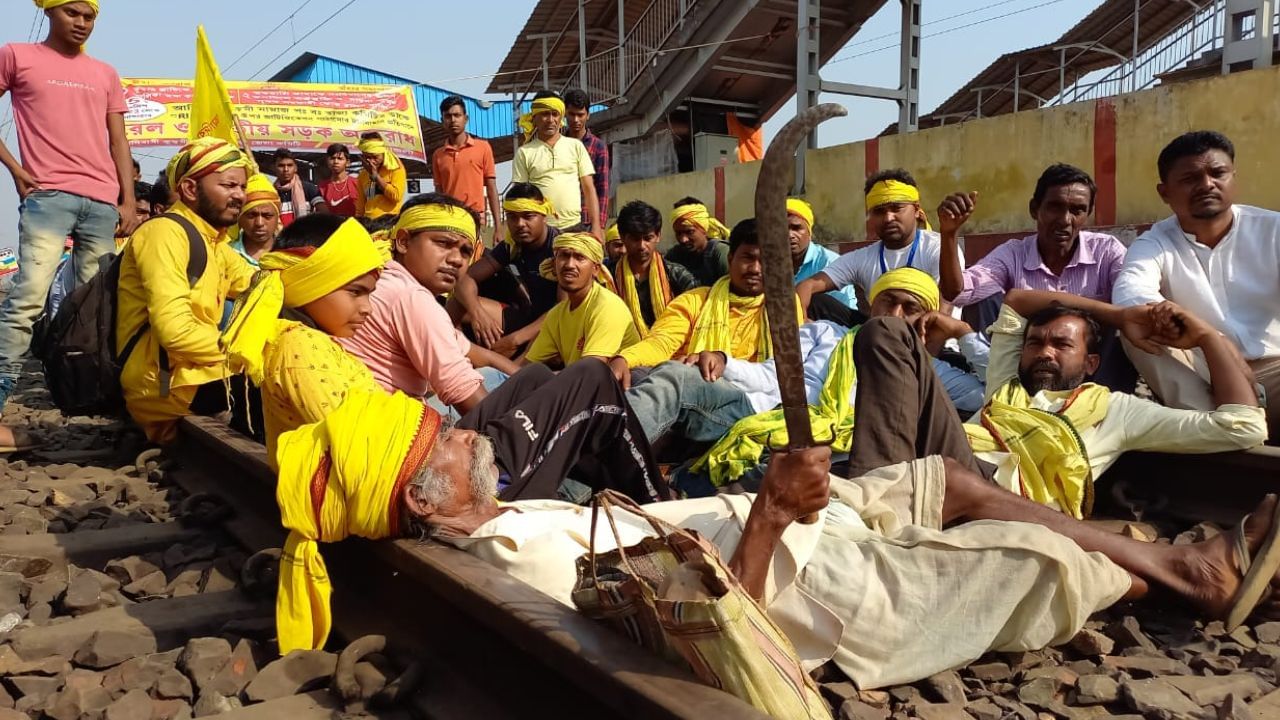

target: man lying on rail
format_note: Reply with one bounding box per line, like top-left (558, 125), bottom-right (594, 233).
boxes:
top-left (270, 380), bottom-right (1280, 690)
top-left (845, 290), bottom-right (1267, 518)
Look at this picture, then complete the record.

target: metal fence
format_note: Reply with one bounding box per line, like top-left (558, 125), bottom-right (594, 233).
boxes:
top-left (563, 0), bottom-right (693, 105)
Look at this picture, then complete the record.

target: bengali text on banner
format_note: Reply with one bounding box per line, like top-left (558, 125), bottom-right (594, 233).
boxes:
top-left (122, 79), bottom-right (426, 163)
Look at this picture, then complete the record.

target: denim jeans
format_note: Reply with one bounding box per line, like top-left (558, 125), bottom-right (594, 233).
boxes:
top-left (625, 361), bottom-right (756, 445)
top-left (0, 190), bottom-right (118, 382)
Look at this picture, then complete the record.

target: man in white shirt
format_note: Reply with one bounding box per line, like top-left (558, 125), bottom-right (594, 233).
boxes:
top-left (796, 169), bottom-right (962, 313)
top-left (511, 91), bottom-right (602, 239)
top-left (1112, 130), bottom-right (1280, 443)
top-left (844, 288), bottom-right (1266, 518)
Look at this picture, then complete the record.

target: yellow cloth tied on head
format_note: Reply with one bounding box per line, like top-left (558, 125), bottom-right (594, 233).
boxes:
top-left (35, 0), bottom-right (98, 11)
top-left (221, 218), bottom-right (389, 384)
top-left (604, 223), bottom-right (620, 243)
top-left (687, 277), bottom-right (802, 362)
top-left (167, 137), bottom-right (249, 189)
top-left (693, 328), bottom-right (858, 487)
top-left (869, 267), bottom-right (940, 312)
top-left (786, 198), bottom-right (814, 230)
top-left (274, 389), bottom-right (443, 652)
top-left (671, 204), bottom-right (731, 240)
top-left (518, 96), bottom-right (567, 142)
top-left (538, 232), bottom-right (614, 291)
top-left (964, 378), bottom-right (1111, 519)
top-left (357, 138), bottom-right (402, 172)
top-left (501, 197), bottom-right (555, 254)
top-left (395, 202), bottom-right (480, 263)
top-left (865, 179), bottom-right (932, 231)
top-left (241, 173), bottom-right (280, 216)
top-left (614, 254), bottom-right (673, 336)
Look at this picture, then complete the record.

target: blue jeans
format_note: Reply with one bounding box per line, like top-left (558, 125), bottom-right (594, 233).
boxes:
top-left (625, 361), bottom-right (756, 445)
top-left (0, 190), bottom-right (118, 382)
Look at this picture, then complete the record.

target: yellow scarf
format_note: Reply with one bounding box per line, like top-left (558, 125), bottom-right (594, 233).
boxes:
top-left (241, 173), bottom-right (281, 216)
top-left (35, 0), bottom-right (98, 11)
top-left (687, 277), bottom-right (801, 362)
top-left (964, 378), bottom-right (1111, 519)
top-left (500, 196), bottom-right (554, 255)
top-left (221, 218), bottom-right (389, 384)
top-left (518, 96), bottom-right (566, 142)
top-left (670, 203), bottom-right (730, 240)
top-left (393, 202), bottom-right (481, 263)
top-left (537, 232), bottom-right (615, 292)
top-left (786, 198), bottom-right (814, 229)
top-left (274, 389), bottom-right (442, 652)
top-left (692, 327), bottom-right (858, 486)
top-left (167, 137), bottom-right (249, 189)
top-left (869, 267), bottom-right (940, 311)
top-left (357, 138), bottom-right (402, 172)
top-left (865, 179), bottom-right (933, 232)
top-left (614, 254), bottom-right (673, 336)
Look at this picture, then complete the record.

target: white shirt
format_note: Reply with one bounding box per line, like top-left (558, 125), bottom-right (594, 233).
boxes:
top-left (1112, 205), bottom-right (1280, 360)
top-left (721, 321), bottom-right (990, 416)
top-left (820, 230), bottom-right (960, 300)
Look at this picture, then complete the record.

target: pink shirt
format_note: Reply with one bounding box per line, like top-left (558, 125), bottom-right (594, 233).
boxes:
top-left (338, 260), bottom-right (483, 404)
top-left (953, 231), bottom-right (1128, 307)
top-left (0, 44), bottom-right (125, 206)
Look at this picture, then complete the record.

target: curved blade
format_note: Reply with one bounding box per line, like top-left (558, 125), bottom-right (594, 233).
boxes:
top-left (754, 103), bottom-right (848, 450)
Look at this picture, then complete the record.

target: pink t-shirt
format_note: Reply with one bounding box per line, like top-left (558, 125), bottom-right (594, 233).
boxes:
top-left (0, 44), bottom-right (125, 206)
top-left (338, 260), bottom-right (483, 404)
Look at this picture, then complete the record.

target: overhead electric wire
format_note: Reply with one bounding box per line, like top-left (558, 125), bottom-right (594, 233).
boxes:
top-left (224, 0), bottom-right (317, 72)
top-left (247, 0), bottom-right (362, 80)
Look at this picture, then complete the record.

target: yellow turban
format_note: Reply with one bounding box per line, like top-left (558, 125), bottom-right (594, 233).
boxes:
top-left (865, 179), bottom-right (932, 231)
top-left (35, 0), bottom-right (98, 12)
top-left (393, 203), bottom-right (477, 244)
top-left (221, 218), bottom-right (390, 384)
top-left (241, 173), bottom-right (281, 216)
top-left (502, 197), bottom-right (553, 217)
top-left (670, 203), bottom-right (730, 240)
top-left (604, 223), bottom-right (620, 243)
top-left (519, 96), bottom-right (567, 142)
top-left (869, 267), bottom-right (940, 312)
top-left (539, 232), bottom-right (614, 291)
top-left (786, 198), bottom-right (814, 229)
top-left (357, 137), bottom-right (402, 172)
top-left (275, 389), bottom-right (443, 652)
top-left (167, 137), bottom-right (249, 189)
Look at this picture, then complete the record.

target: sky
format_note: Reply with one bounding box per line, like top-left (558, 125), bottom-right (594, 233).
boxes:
top-left (0, 0), bottom-right (1094, 250)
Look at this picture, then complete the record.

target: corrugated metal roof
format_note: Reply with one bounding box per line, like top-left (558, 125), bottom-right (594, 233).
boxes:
top-left (270, 53), bottom-right (532, 170)
top-left (892, 0), bottom-right (1203, 134)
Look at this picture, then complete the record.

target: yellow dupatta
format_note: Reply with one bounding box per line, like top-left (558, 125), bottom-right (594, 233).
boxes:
top-left (686, 277), bottom-right (802, 362)
top-left (614, 254), bottom-right (673, 336)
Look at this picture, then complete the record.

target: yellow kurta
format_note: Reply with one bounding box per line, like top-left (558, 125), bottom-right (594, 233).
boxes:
top-left (618, 286), bottom-right (773, 367)
top-left (117, 202), bottom-right (256, 443)
top-left (355, 163), bottom-right (407, 219)
top-left (259, 322), bottom-right (385, 466)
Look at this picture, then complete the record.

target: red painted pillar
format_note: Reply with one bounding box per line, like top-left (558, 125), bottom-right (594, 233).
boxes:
top-left (713, 165), bottom-right (726, 223)
top-left (1093, 99), bottom-right (1118, 227)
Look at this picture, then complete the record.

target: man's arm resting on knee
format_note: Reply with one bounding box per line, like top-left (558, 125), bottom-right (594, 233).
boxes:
top-left (1151, 301), bottom-right (1257, 408)
top-left (729, 446), bottom-right (831, 601)
top-left (796, 273), bottom-right (836, 314)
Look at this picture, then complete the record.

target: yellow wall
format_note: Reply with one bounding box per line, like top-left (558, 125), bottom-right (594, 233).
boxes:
top-left (617, 64), bottom-right (1280, 244)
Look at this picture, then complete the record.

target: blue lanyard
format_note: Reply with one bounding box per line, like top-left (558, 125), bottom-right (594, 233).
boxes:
top-left (879, 229), bottom-right (921, 274)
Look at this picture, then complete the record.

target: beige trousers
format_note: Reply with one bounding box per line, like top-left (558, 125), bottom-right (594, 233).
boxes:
top-left (1123, 339), bottom-right (1280, 443)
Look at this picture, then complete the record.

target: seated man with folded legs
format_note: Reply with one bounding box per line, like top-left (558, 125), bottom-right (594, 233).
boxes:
top-left (607, 200), bottom-right (698, 337)
top-left (846, 289), bottom-right (1266, 518)
top-left (272, 375), bottom-right (1280, 688)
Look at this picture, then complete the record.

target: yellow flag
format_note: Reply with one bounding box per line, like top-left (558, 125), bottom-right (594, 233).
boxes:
top-left (191, 26), bottom-right (257, 173)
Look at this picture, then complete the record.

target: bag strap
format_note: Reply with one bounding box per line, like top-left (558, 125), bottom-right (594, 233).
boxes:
top-left (154, 213), bottom-right (209, 398)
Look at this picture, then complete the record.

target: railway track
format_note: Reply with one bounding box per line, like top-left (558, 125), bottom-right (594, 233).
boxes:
top-left (3, 370), bottom-right (1280, 719)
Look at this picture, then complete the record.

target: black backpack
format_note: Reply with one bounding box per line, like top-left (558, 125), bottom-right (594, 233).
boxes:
top-left (32, 214), bottom-right (208, 417)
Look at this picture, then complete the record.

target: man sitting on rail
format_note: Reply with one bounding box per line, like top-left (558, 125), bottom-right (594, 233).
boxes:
top-left (274, 379), bottom-right (1280, 689)
top-left (118, 138), bottom-right (258, 443)
top-left (607, 200), bottom-right (699, 337)
top-left (1113, 130), bottom-right (1280, 444)
top-left (664, 197), bottom-right (731, 287)
top-left (607, 219), bottom-right (801, 386)
top-left (339, 194), bottom-right (516, 415)
top-left (448, 183), bottom-right (561, 358)
top-left (522, 232), bottom-right (640, 369)
top-left (844, 289), bottom-right (1267, 518)
top-left (272, 381), bottom-right (670, 653)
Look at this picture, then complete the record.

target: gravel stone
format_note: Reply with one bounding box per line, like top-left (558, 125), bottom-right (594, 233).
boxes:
top-left (1122, 678), bottom-right (1205, 720)
top-left (243, 649), bottom-right (337, 702)
top-left (74, 629), bottom-right (158, 669)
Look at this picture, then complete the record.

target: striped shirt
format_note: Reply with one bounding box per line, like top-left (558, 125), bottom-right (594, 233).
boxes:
top-left (952, 231), bottom-right (1127, 307)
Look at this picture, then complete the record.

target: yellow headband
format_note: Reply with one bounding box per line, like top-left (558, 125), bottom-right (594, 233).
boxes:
top-left (554, 232), bottom-right (605, 264)
top-left (605, 223), bottom-right (620, 243)
top-left (502, 197), bottom-right (553, 216)
top-left (36, 0), bottom-right (98, 12)
top-left (518, 97), bottom-right (567, 141)
top-left (786, 198), bottom-right (814, 229)
top-left (274, 389), bottom-right (442, 652)
top-left (869, 267), bottom-right (940, 312)
top-left (222, 219), bottom-right (389, 384)
top-left (670, 203), bottom-right (731, 240)
top-left (357, 138), bottom-right (402, 172)
top-left (168, 137), bottom-right (249, 189)
top-left (241, 173), bottom-right (281, 216)
top-left (393, 203), bottom-right (477, 244)
top-left (865, 179), bottom-right (921, 212)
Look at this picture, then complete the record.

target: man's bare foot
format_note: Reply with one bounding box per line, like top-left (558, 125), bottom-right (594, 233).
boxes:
top-left (0, 424), bottom-right (38, 452)
top-left (1171, 494), bottom-right (1280, 619)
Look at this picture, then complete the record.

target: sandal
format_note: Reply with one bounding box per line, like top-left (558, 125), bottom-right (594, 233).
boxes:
top-left (1226, 497), bottom-right (1280, 630)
